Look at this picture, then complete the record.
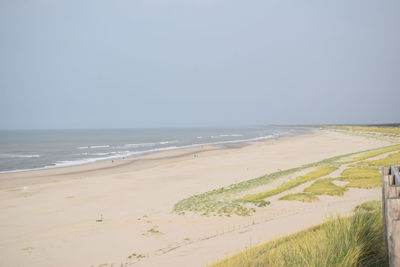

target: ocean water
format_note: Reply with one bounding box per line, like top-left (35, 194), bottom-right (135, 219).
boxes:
top-left (0, 126), bottom-right (310, 173)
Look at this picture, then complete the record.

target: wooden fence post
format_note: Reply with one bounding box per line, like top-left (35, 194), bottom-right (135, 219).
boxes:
top-left (383, 166), bottom-right (400, 267)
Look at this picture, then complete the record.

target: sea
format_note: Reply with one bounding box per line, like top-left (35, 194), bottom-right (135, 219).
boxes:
top-left (0, 126), bottom-right (312, 173)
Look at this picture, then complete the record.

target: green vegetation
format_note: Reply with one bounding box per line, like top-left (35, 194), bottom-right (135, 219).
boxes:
top-left (173, 143), bottom-right (400, 216)
top-left (283, 165), bottom-right (382, 200)
top-left (341, 166), bottom-right (380, 178)
top-left (143, 226), bottom-right (164, 236)
top-left (354, 200), bottom-right (381, 213)
top-left (338, 177), bottom-right (381, 189)
top-left (332, 126), bottom-right (400, 137)
top-left (173, 166), bottom-right (309, 216)
top-left (241, 166), bottom-right (337, 202)
top-left (366, 152), bottom-right (400, 167)
top-left (348, 144), bottom-right (400, 162)
top-left (279, 193), bottom-right (319, 202)
top-left (127, 253), bottom-right (146, 259)
top-left (304, 178), bottom-right (347, 196)
top-left (338, 167), bottom-right (381, 189)
top-left (209, 201), bottom-right (386, 267)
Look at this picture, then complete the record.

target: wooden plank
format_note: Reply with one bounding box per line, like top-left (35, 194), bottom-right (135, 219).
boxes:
top-left (387, 198), bottom-right (400, 267)
top-left (383, 167), bottom-right (391, 253)
top-left (389, 185), bottom-right (400, 199)
top-left (391, 166), bottom-right (400, 185)
top-left (392, 220), bottom-right (400, 267)
top-left (384, 166), bottom-right (392, 175)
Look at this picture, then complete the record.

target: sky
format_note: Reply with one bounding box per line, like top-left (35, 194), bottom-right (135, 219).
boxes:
top-left (0, 0), bottom-right (399, 129)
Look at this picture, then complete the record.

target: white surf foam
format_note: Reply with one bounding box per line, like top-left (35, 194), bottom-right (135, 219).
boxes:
top-left (0, 131), bottom-right (292, 174)
top-left (117, 143), bottom-right (157, 149)
top-left (159, 140), bottom-right (178, 145)
top-left (76, 145), bottom-right (110, 149)
top-left (0, 154), bottom-right (40, 158)
top-left (90, 145), bottom-right (110, 149)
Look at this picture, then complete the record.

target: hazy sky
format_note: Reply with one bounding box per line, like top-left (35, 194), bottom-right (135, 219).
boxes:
top-left (0, 0), bottom-right (399, 129)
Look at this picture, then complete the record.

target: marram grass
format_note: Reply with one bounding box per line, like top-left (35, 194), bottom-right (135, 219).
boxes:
top-left (304, 178), bottom-right (347, 196)
top-left (331, 126), bottom-right (400, 137)
top-left (352, 145), bottom-right (400, 162)
top-left (338, 166), bottom-right (382, 189)
top-left (366, 152), bottom-right (400, 167)
top-left (240, 166), bottom-right (337, 202)
top-left (209, 201), bottom-right (386, 267)
top-left (279, 193), bottom-right (319, 202)
top-left (173, 144), bottom-right (400, 216)
top-left (173, 166), bottom-right (309, 216)
top-left (341, 166), bottom-right (380, 178)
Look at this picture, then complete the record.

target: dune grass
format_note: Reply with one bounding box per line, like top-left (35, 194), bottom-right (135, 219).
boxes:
top-left (304, 178), bottom-right (347, 196)
top-left (209, 201), bottom-right (386, 267)
top-left (341, 166), bottom-right (381, 178)
top-left (278, 166), bottom-right (382, 203)
top-left (142, 226), bottom-right (164, 237)
top-left (351, 144), bottom-right (400, 162)
top-left (279, 193), bottom-right (319, 202)
top-left (338, 177), bottom-right (382, 189)
top-left (355, 200), bottom-right (382, 213)
top-left (337, 166), bottom-right (381, 189)
top-left (173, 166), bottom-right (311, 216)
top-left (240, 166), bottom-right (337, 202)
top-left (332, 126), bottom-right (400, 136)
top-left (173, 144), bottom-right (400, 216)
top-left (365, 152), bottom-right (400, 167)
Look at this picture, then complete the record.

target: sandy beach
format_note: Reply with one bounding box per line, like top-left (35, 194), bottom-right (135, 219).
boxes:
top-left (0, 129), bottom-right (393, 267)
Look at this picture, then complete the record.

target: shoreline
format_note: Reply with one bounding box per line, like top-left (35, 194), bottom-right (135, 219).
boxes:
top-left (0, 128), bottom-right (310, 176)
top-left (0, 129), bottom-right (313, 190)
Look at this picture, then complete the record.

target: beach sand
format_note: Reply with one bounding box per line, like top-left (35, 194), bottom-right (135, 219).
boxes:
top-left (0, 129), bottom-right (392, 267)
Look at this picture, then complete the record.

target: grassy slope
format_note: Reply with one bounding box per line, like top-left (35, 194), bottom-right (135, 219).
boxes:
top-left (337, 166), bottom-right (382, 189)
top-left (174, 144), bottom-right (400, 216)
top-left (279, 193), bottom-right (319, 202)
top-left (281, 148), bottom-right (399, 199)
top-left (304, 178), bottom-right (347, 196)
top-left (209, 201), bottom-right (386, 267)
top-left (331, 126), bottom-right (400, 136)
top-left (240, 166), bottom-right (337, 202)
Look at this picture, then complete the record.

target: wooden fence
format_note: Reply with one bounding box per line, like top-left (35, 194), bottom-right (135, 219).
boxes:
top-left (382, 166), bottom-right (400, 267)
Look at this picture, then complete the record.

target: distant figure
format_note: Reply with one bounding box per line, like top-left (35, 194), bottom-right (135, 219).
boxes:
top-left (96, 214), bottom-right (103, 222)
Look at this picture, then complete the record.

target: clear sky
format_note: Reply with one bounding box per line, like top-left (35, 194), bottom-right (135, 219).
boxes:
top-left (0, 0), bottom-right (399, 129)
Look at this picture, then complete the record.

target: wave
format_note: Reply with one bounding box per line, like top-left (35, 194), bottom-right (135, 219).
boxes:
top-left (117, 143), bottom-right (156, 149)
top-left (210, 134), bottom-right (243, 139)
top-left (117, 140), bottom-right (177, 149)
top-left (51, 146), bottom-right (182, 168)
top-left (159, 140), bottom-right (178, 145)
top-left (0, 154), bottom-right (40, 158)
top-left (87, 152), bottom-right (117, 156)
top-left (76, 145), bottom-right (110, 149)
top-left (90, 145), bottom-right (110, 149)
top-left (0, 131), bottom-right (291, 174)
